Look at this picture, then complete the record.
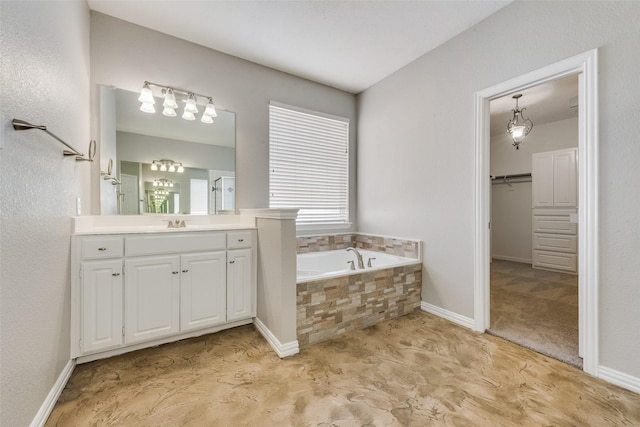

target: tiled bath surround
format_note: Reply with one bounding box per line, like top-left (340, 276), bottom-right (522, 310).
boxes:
top-left (296, 233), bottom-right (422, 347)
top-left (296, 233), bottom-right (420, 259)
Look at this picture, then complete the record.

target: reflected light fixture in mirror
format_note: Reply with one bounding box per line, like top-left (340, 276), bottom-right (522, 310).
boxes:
top-left (150, 159), bottom-right (184, 173)
top-left (139, 81), bottom-right (218, 124)
top-left (153, 178), bottom-right (174, 187)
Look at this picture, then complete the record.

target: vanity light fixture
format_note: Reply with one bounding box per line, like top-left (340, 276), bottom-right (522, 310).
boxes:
top-left (153, 178), bottom-right (174, 188)
top-left (138, 81), bottom-right (217, 124)
top-left (150, 159), bottom-right (184, 173)
top-left (507, 94), bottom-right (533, 150)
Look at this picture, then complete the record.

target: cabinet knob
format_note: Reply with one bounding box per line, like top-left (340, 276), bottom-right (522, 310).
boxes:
top-left (238, 239), bottom-right (244, 242)
top-left (229, 260), bottom-right (235, 264)
top-left (172, 271), bottom-right (180, 274)
top-left (112, 272), bottom-right (120, 277)
top-left (182, 269), bottom-right (189, 273)
top-left (98, 247), bottom-right (107, 251)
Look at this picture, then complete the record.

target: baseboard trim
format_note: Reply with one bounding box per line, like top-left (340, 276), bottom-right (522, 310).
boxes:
top-left (420, 301), bottom-right (475, 330)
top-left (30, 359), bottom-right (75, 427)
top-left (599, 365), bottom-right (640, 394)
top-left (253, 317), bottom-right (299, 358)
top-left (491, 255), bottom-right (532, 264)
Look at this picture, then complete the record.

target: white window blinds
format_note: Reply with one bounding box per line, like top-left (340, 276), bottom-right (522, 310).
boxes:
top-left (269, 103), bottom-right (349, 224)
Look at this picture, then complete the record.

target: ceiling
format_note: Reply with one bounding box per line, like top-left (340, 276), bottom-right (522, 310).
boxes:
top-left (88, 0), bottom-right (512, 94)
top-left (93, 1), bottom-right (575, 135)
top-left (489, 74), bottom-right (579, 136)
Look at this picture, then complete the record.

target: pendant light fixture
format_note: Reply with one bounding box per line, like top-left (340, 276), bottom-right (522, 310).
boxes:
top-left (507, 94), bottom-right (533, 150)
top-left (138, 81), bottom-right (218, 124)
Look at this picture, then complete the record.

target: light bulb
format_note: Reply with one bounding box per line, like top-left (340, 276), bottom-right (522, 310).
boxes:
top-left (160, 163), bottom-right (167, 172)
top-left (140, 102), bottom-right (155, 114)
top-left (169, 164), bottom-right (176, 172)
top-left (169, 182), bottom-right (174, 187)
top-left (510, 126), bottom-right (526, 142)
top-left (184, 93), bottom-right (198, 114)
top-left (153, 181), bottom-right (158, 187)
top-left (204, 100), bottom-right (217, 117)
top-left (150, 162), bottom-right (158, 171)
top-left (163, 88), bottom-right (178, 109)
top-left (201, 113), bottom-right (214, 124)
top-left (163, 107), bottom-right (177, 117)
top-left (182, 111), bottom-right (196, 121)
top-left (138, 83), bottom-right (155, 104)
top-left (177, 164), bottom-right (184, 173)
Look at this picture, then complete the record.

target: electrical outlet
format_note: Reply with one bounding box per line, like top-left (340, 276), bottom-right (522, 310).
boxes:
top-left (76, 197), bottom-right (82, 216)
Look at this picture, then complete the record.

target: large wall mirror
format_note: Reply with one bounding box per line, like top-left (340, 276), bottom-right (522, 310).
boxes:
top-left (99, 85), bottom-right (235, 215)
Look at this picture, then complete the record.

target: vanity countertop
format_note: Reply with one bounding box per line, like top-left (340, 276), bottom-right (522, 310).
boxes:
top-left (72, 215), bottom-right (256, 235)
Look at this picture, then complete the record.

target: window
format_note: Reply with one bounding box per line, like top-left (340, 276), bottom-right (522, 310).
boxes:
top-left (269, 102), bottom-right (349, 225)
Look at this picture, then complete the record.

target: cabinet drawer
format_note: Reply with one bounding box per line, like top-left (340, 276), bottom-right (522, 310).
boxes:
top-left (533, 233), bottom-right (577, 253)
top-left (532, 214), bottom-right (576, 235)
top-left (227, 231), bottom-right (254, 249)
top-left (125, 232), bottom-right (226, 256)
top-left (533, 250), bottom-right (577, 273)
top-left (81, 237), bottom-right (124, 260)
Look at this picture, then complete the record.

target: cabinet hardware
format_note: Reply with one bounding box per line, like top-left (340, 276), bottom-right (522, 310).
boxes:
top-left (172, 271), bottom-right (180, 274)
top-left (182, 269), bottom-right (189, 273)
top-left (229, 260), bottom-right (235, 264)
top-left (112, 272), bottom-right (120, 277)
top-left (98, 247), bottom-right (107, 251)
top-left (238, 239), bottom-right (244, 242)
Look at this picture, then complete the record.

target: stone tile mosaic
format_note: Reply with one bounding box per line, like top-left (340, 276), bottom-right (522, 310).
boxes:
top-left (297, 264), bottom-right (422, 347)
top-left (296, 233), bottom-right (420, 258)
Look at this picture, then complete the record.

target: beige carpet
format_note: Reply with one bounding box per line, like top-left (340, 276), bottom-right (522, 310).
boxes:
top-left (489, 259), bottom-right (581, 368)
top-left (46, 311), bottom-right (640, 426)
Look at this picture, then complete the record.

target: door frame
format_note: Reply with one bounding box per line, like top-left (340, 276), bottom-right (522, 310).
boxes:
top-left (473, 49), bottom-right (599, 375)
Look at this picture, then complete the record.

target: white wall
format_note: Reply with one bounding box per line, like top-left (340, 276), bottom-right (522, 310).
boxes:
top-left (491, 117), bottom-right (578, 262)
top-left (357, 1), bottom-right (640, 378)
top-left (89, 13), bottom-right (357, 229)
top-left (0, 1), bottom-right (90, 425)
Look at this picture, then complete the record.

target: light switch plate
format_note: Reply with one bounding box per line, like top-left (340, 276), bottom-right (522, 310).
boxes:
top-left (76, 197), bottom-right (82, 216)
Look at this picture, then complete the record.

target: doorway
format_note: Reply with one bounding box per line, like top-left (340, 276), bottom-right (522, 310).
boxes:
top-left (487, 76), bottom-right (580, 367)
top-left (473, 50), bottom-right (599, 375)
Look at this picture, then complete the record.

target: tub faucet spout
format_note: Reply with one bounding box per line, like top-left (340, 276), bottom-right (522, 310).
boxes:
top-left (346, 247), bottom-right (365, 269)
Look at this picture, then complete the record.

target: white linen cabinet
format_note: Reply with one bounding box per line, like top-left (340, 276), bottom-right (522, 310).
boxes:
top-left (531, 148), bottom-right (578, 273)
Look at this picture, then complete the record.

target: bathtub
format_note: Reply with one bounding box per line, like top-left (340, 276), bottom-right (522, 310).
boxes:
top-left (296, 247), bottom-right (422, 347)
top-left (297, 248), bottom-right (420, 282)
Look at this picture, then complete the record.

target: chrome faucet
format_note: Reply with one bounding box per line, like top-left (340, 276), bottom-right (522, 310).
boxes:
top-left (346, 247), bottom-right (365, 269)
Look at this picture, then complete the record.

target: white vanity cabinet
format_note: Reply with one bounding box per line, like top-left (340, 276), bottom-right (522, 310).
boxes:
top-left (81, 259), bottom-right (124, 354)
top-left (227, 230), bottom-right (255, 321)
top-left (180, 251), bottom-right (227, 332)
top-left (124, 255), bottom-right (181, 344)
top-left (71, 229), bottom-right (256, 362)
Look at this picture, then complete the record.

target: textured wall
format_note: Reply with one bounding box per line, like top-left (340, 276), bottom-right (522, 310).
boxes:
top-left (357, 1), bottom-right (640, 378)
top-left (89, 12), bottom-right (357, 228)
top-left (0, 1), bottom-right (90, 426)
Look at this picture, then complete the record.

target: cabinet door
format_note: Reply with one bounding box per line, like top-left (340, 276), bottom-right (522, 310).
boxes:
top-left (227, 248), bottom-right (255, 322)
top-left (81, 260), bottom-right (123, 354)
top-left (553, 148), bottom-right (578, 207)
top-left (180, 251), bottom-right (227, 332)
top-left (532, 152), bottom-right (554, 207)
top-left (125, 256), bottom-right (180, 344)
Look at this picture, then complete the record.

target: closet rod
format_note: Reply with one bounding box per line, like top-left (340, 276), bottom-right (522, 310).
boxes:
top-left (490, 173), bottom-right (531, 180)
